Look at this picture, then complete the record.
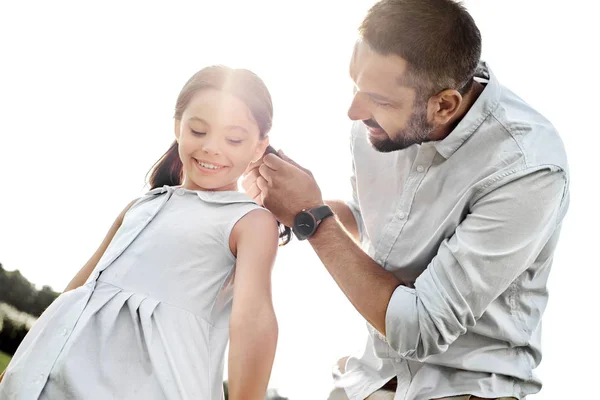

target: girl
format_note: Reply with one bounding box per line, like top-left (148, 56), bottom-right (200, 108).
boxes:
top-left (0, 65), bottom-right (286, 399)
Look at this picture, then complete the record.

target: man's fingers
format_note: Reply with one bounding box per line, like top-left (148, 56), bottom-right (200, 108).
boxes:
top-left (277, 150), bottom-right (297, 165)
top-left (258, 164), bottom-right (273, 184)
top-left (244, 180), bottom-right (261, 200)
top-left (252, 193), bottom-right (263, 206)
top-left (262, 153), bottom-right (286, 170)
top-left (241, 168), bottom-right (260, 192)
top-left (248, 178), bottom-right (263, 206)
top-left (245, 157), bottom-right (263, 173)
top-left (264, 151), bottom-right (314, 179)
top-left (276, 150), bottom-right (313, 176)
top-left (256, 176), bottom-right (269, 193)
top-left (242, 164), bottom-right (265, 205)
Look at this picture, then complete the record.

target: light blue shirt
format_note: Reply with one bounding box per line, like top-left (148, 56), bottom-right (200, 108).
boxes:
top-left (336, 63), bottom-right (569, 400)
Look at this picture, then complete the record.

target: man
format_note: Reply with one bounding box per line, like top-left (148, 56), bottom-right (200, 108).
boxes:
top-left (243, 0), bottom-right (569, 399)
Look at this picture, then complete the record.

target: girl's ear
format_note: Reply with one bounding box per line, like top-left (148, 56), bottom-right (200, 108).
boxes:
top-left (174, 119), bottom-right (181, 141)
top-left (253, 136), bottom-right (270, 163)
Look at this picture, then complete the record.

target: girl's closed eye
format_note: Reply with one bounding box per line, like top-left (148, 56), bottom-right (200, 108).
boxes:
top-left (227, 138), bottom-right (244, 144)
top-left (191, 129), bottom-right (206, 136)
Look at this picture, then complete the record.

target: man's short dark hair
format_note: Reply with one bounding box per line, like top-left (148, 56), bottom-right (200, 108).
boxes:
top-left (359, 0), bottom-right (482, 96)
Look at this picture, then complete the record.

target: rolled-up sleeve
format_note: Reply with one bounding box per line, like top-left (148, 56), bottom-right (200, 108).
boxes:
top-left (385, 167), bottom-right (568, 360)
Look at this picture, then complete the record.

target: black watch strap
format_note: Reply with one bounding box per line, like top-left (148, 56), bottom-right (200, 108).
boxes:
top-left (310, 205), bottom-right (334, 222)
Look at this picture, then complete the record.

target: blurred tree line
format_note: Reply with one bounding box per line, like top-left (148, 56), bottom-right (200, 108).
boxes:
top-left (0, 263), bottom-right (59, 317)
top-left (0, 262), bottom-right (59, 355)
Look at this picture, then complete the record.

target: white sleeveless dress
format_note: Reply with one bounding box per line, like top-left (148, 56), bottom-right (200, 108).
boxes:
top-left (0, 186), bottom-right (263, 400)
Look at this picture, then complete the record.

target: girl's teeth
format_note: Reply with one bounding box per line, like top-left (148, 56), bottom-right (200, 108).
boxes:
top-left (198, 161), bottom-right (220, 170)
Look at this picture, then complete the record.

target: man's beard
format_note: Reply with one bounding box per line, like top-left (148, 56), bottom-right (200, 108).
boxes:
top-left (366, 105), bottom-right (435, 153)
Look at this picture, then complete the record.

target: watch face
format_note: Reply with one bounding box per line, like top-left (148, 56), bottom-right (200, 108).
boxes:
top-left (294, 212), bottom-right (316, 238)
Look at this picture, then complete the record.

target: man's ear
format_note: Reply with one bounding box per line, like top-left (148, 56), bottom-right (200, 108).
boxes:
top-left (428, 89), bottom-right (463, 126)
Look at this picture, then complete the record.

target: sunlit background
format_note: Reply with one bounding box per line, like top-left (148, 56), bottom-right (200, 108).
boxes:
top-left (1, 0), bottom-right (597, 398)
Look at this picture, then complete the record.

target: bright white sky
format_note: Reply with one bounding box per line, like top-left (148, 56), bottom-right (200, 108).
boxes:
top-left (0, 0), bottom-right (597, 398)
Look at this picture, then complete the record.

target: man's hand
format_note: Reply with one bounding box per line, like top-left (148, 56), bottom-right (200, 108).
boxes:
top-left (243, 150), bottom-right (324, 227)
top-left (242, 159), bottom-right (264, 206)
top-left (243, 151), bottom-right (401, 336)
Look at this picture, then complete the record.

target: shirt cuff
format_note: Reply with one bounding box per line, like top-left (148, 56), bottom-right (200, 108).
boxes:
top-left (385, 267), bottom-right (467, 360)
top-left (385, 284), bottom-right (420, 358)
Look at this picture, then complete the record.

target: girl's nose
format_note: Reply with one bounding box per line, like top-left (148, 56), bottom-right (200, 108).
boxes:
top-left (201, 138), bottom-right (220, 155)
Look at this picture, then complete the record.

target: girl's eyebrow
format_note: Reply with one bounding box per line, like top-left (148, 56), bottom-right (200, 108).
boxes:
top-left (188, 116), bottom-right (210, 125)
top-left (225, 125), bottom-right (249, 135)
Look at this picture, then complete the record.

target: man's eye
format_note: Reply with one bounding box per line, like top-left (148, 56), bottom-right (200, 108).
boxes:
top-left (191, 130), bottom-right (206, 136)
top-left (373, 100), bottom-right (393, 108)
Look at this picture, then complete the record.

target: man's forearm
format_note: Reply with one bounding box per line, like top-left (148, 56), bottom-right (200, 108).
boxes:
top-left (308, 216), bottom-right (403, 335)
top-left (325, 200), bottom-right (360, 242)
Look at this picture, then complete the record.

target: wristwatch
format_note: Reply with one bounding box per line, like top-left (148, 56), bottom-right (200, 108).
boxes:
top-left (292, 205), bottom-right (334, 240)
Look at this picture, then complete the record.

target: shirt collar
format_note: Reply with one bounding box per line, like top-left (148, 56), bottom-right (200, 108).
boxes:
top-left (146, 185), bottom-right (257, 205)
top-left (433, 61), bottom-right (502, 159)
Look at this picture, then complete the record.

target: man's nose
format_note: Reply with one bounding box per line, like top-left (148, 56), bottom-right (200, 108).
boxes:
top-left (347, 93), bottom-right (371, 122)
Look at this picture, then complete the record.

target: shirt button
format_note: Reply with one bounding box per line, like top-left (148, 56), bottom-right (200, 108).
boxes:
top-left (176, 188), bottom-right (185, 196)
top-left (398, 211), bottom-right (407, 220)
top-left (61, 328), bottom-right (69, 336)
top-left (416, 165), bottom-right (425, 173)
